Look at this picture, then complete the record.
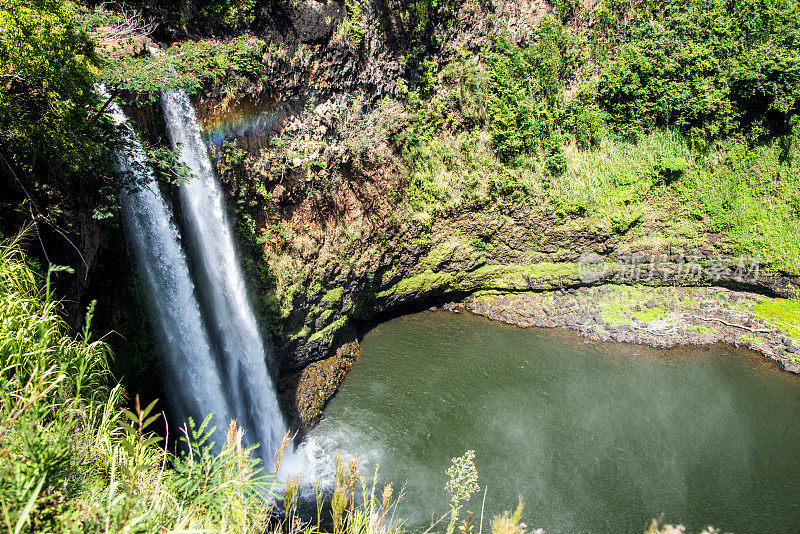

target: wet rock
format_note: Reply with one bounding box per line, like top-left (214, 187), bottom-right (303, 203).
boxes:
top-left (783, 361), bottom-right (800, 374)
top-left (281, 340), bottom-right (360, 428)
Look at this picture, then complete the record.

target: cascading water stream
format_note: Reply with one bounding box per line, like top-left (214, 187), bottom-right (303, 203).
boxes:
top-left (105, 90), bottom-right (233, 448)
top-left (160, 89), bottom-right (287, 468)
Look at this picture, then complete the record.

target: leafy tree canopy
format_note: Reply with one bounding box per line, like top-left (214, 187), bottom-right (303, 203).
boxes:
top-left (0, 0), bottom-right (108, 177)
top-left (598, 0), bottom-right (800, 142)
top-left (0, 0), bottom-right (115, 233)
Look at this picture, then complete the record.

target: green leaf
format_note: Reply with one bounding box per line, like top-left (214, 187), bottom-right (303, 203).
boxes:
top-left (118, 420), bottom-right (137, 436)
top-left (13, 475), bottom-right (46, 534)
top-left (143, 413), bottom-right (161, 430)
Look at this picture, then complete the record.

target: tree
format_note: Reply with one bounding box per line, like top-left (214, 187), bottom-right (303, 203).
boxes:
top-left (0, 0), bottom-right (115, 235)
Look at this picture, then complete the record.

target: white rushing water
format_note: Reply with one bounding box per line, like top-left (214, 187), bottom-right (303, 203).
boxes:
top-left (161, 89), bottom-right (287, 468)
top-left (106, 90), bottom-right (233, 448)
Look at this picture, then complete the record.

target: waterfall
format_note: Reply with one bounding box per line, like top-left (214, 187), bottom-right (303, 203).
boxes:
top-left (106, 91), bottom-right (233, 449)
top-left (160, 89), bottom-right (287, 468)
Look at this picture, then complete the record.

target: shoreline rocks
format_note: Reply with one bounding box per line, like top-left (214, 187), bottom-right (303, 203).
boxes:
top-left (463, 284), bottom-right (800, 375)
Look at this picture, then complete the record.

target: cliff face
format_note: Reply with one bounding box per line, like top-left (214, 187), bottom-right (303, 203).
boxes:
top-left (60, 0), bottom-right (799, 429)
top-left (169, 0), bottom-right (800, 429)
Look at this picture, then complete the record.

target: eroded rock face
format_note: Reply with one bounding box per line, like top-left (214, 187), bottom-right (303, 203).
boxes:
top-left (120, 0), bottom-right (800, 429)
top-left (278, 340), bottom-right (360, 429)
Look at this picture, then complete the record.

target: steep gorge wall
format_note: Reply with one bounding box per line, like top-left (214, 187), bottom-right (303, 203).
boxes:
top-left (56, 0), bottom-right (800, 430)
top-left (165, 0), bottom-right (800, 429)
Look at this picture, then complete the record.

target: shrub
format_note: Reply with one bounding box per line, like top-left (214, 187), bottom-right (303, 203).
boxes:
top-left (202, 0), bottom-right (257, 30)
top-left (485, 17), bottom-right (577, 163)
top-left (656, 156), bottom-right (689, 184)
top-left (598, 0), bottom-right (800, 142)
top-left (333, 0), bottom-right (368, 44)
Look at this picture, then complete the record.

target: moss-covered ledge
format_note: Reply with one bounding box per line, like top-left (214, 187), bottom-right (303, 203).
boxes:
top-left (467, 285), bottom-right (799, 373)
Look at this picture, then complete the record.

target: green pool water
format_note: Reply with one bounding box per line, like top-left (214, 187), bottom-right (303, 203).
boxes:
top-left (304, 311), bottom-right (800, 533)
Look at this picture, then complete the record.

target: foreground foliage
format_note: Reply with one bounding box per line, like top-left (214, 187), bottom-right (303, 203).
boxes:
top-left (0, 234), bottom-right (277, 532)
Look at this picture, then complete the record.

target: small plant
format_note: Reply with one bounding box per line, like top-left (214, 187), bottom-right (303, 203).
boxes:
top-left (445, 450), bottom-right (480, 534)
top-left (491, 497), bottom-right (538, 534)
top-left (656, 156), bottom-right (689, 185)
top-left (471, 236), bottom-right (490, 253)
top-left (333, 0), bottom-right (368, 44)
top-left (325, 454), bottom-right (401, 534)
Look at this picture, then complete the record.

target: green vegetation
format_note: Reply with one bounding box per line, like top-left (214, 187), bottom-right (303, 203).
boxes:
top-left (598, 0), bottom-right (800, 142)
top-left (687, 325), bottom-right (714, 334)
top-left (445, 450), bottom-right (479, 534)
top-left (0, 234), bottom-right (282, 532)
top-left (98, 34), bottom-right (268, 99)
top-left (0, 0), bottom-right (793, 530)
top-left (382, 0), bottom-right (800, 274)
top-left (5, 238), bottom-right (664, 533)
top-left (201, 0), bottom-right (257, 30)
top-left (322, 287), bottom-right (344, 304)
top-left (333, 0), bottom-right (368, 44)
top-left (599, 286), bottom-right (670, 327)
top-left (0, 0), bottom-right (115, 232)
top-left (376, 262), bottom-right (582, 300)
top-left (693, 140), bottom-right (800, 272)
top-left (751, 298), bottom-right (800, 340)
top-left (0, 0), bottom-right (104, 176)
top-left (739, 334), bottom-right (763, 343)
top-left (485, 20), bottom-right (576, 164)
top-left (376, 269), bottom-right (454, 298)
top-left (307, 316), bottom-right (347, 344)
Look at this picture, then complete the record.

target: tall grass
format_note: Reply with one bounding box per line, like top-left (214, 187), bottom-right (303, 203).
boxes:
top-left (402, 119), bottom-right (799, 275)
top-left (0, 231), bottom-right (278, 532)
top-left (692, 140), bottom-right (800, 274)
top-left (0, 232), bottom-right (411, 534)
top-left (560, 130), bottom-right (692, 215)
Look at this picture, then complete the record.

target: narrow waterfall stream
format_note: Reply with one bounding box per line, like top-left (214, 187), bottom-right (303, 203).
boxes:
top-left (160, 89), bottom-right (287, 467)
top-left (106, 93), bottom-right (233, 449)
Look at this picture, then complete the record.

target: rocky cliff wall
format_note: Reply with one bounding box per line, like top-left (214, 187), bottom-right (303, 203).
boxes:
top-left (73, 0), bottom-right (800, 430)
top-left (156, 0), bottom-right (800, 430)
